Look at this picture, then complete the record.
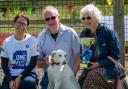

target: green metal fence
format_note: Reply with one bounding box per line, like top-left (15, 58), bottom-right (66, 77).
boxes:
top-left (0, 0), bottom-right (116, 47)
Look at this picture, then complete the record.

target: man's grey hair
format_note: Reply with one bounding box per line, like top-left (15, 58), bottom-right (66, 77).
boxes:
top-left (80, 4), bottom-right (102, 23)
top-left (43, 6), bottom-right (60, 16)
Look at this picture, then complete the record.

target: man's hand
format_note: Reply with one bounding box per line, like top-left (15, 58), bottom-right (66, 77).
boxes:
top-left (44, 55), bottom-right (51, 65)
top-left (37, 55), bottom-right (50, 69)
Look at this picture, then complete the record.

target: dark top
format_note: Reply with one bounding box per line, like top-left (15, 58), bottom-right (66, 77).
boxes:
top-left (80, 23), bottom-right (121, 79)
top-left (51, 33), bottom-right (58, 41)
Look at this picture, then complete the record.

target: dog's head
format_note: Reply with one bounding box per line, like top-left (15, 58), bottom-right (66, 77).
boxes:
top-left (51, 50), bottom-right (67, 64)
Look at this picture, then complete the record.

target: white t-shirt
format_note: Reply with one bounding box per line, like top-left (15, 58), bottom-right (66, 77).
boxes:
top-left (1, 34), bottom-right (38, 76)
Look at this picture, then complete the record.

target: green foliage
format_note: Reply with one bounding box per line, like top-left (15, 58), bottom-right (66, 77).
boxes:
top-left (124, 5), bottom-right (128, 15)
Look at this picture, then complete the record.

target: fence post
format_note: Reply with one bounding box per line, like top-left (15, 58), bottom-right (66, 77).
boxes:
top-left (113, 0), bottom-right (125, 66)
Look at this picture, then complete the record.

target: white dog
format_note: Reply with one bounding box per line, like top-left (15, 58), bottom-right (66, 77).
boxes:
top-left (47, 50), bottom-right (80, 89)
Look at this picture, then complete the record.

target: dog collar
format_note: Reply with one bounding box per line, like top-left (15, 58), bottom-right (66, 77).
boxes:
top-left (51, 61), bottom-right (66, 65)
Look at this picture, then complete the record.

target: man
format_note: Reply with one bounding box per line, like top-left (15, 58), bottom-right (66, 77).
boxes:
top-left (37, 6), bottom-right (81, 89)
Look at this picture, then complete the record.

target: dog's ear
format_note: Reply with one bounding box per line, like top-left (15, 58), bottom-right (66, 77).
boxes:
top-left (51, 51), bottom-right (56, 61)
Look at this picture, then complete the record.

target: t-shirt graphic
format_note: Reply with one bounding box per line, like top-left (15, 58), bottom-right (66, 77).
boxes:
top-left (11, 50), bottom-right (27, 69)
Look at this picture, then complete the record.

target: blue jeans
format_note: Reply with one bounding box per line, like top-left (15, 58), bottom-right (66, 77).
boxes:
top-left (40, 71), bottom-right (49, 89)
top-left (1, 73), bottom-right (37, 89)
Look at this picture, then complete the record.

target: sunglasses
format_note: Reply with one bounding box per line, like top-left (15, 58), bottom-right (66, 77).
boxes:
top-left (81, 16), bottom-right (91, 20)
top-left (45, 16), bottom-right (57, 22)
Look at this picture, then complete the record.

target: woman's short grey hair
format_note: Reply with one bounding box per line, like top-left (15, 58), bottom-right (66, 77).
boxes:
top-left (80, 4), bottom-right (102, 23)
top-left (43, 6), bottom-right (60, 16)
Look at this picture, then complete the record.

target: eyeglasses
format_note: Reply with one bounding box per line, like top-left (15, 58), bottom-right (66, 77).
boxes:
top-left (81, 16), bottom-right (91, 21)
top-left (44, 16), bottom-right (57, 22)
top-left (16, 21), bottom-right (27, 26)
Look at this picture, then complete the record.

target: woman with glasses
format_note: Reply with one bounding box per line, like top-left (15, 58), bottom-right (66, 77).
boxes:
top-left (36, 6), bottom-right (81, 89)
top-left (0, 13), bottom-right (38, 89)
top-left (79, 4), bottom-right (121, 89)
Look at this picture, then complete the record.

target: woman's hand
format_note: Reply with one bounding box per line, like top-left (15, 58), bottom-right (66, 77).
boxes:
top-left (88, 62), bottom-right (99, 70)
top-left (15, 76), bottom-right (21, 89)
top-left (9, 80), bottom-right (16, 89)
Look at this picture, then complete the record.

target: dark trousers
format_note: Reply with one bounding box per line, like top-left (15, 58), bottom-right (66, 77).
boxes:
top-left (1, 73), bottom-right (37, 89)
top-left (40, 71), bottom-right (49, 89)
